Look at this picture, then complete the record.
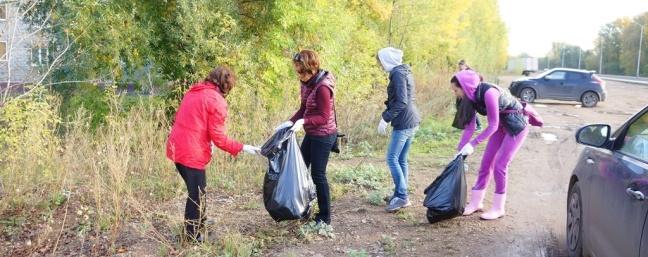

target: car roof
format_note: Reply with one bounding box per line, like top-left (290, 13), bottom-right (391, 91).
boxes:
top-left (548, 68), bottom-right (595, 74)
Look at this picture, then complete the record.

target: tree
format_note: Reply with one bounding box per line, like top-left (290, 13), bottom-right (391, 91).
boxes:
top-left (619, 14), bottom-right (648, 76)
top-left (20, 0), bottom-right (510, 113)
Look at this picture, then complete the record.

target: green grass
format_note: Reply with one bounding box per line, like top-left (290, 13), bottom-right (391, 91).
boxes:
top-left (298, 221), bottom-right (336, 242)
top-left (395, 209), bottom-right (417, 225)
top-left (347, 249), bottom-right (370, 257)
top-left (334, 141), bottom-right (376, 160)
top-left (380, 234), bottom-right (397, 255)
top-left (412, 116), bottom-right (462, 157)
top-left (184, 232), bottom-right (261, 257)
top-left (331, 164), bottom-right (389, 190)
top-left (242, 199), bottom-right (263, 210)
top-left (367, 189), bottom-right (389, 206)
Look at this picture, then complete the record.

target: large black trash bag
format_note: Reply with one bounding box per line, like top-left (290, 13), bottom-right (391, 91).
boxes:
top-left (260, 127), bottom-right (316, 222)
top-left (423, 156), bottom-right (467, 223)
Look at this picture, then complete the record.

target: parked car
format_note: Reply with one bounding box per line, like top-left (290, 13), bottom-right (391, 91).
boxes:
top-left (509, 68), bottom-right (607, 107)
top-left (567, 105), bottom-right (648, 257)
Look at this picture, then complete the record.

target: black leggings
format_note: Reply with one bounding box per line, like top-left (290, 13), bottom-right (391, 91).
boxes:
top-left (176, 163), bottom-right (206, 239)
top-left (300, 133), bottom-right (336, 224)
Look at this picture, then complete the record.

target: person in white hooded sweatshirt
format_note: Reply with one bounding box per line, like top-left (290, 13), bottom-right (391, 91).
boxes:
top-left (376, 47), bottom-right (421, 212)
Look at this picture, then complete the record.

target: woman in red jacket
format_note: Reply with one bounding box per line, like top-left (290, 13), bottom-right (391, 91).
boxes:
top-left (166, 66), bottom-right (260, 242)
top-left (275, 50), bottom-right (338, 225)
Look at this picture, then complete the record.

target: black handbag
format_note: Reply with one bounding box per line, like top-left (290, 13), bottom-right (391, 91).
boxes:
top-left (331, 95), bottom-right (344, 153)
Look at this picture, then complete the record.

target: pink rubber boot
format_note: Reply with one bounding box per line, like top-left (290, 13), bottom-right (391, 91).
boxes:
top-left (480, 193), bottom-right (506, 220)
top-left (462, 189), bottom-right (485, 216)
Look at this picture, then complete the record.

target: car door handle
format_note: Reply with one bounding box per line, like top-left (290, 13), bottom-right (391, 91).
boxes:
top-left (586, 158), bottom-right (595, 165)
top-left (626, 188), bottom-right (645, 201)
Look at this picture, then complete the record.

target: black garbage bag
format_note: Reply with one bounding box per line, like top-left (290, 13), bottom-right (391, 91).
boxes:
top-left (423, 156), bottom-right (467, 223)
top-left (261, 127), bottom-right (316, 222)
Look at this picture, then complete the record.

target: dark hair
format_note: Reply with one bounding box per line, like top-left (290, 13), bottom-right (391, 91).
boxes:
top-left (206, 66), bottom-right (236, 97)
top-left (293, 49), bottom-right (320, 75)
top-left (458, 59), bottom-right (472, 70)
top-left (450, 76), bottom-right (461, 88)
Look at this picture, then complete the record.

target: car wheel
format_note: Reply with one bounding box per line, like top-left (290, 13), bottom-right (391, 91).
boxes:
top-left (581, 91), bottom-right (599, 108)
top-left (567, 182), bottom-right (584, 257)
top-left (519, 88), bottom-right (536, 103)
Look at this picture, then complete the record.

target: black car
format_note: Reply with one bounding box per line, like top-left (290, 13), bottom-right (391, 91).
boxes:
top-left (567, 105), bottom-right (648, 257)
top-left (509, 68), bottom-right (607, 107)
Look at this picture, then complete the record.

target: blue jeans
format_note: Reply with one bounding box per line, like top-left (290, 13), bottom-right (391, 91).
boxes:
top-left (386, 127), bottom-right (417, 200)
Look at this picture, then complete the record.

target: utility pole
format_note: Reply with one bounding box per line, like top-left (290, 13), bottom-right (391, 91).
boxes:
top-left (561, 47), bottom-right (565, 67)
top-left (599, 36), bottom-right (603, 74)
top-left (636, 24), bottom-right (644, 77)
top-left (578, 48), bottom-right (582, 69)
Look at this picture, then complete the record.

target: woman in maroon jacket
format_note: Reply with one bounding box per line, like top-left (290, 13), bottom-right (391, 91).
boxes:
top-left (166, 66), bottom-right (260, 242)
top-left (275, 50), bottom-right (337, 225)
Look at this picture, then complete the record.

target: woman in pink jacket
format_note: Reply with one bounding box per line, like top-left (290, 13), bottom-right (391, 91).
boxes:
top-left (452, 69), bottom-right (529, 220)
top-left (166, 66), bottom-right (260, 242)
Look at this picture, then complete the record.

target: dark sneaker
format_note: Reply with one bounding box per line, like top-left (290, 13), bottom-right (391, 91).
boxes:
top-left (177, 231), bottom-right (215, 245)
top-left (385, 197), bottom-right (408, 212)
top-left (195, 234), bottom-right (209, 243)
top-left (314, 214), bottom-right (331, 225)
top-left (315, 219), bottom-right (328, 227)
top-left (176, 234), bottom-right (203, 245)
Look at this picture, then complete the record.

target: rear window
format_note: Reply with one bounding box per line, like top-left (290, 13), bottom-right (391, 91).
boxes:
top-left (567, 72), bottom-right (587, 80)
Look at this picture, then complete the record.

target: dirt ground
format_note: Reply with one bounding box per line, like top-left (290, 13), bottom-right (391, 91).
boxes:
top-left (5, 78), bottom-right (647, 257)
top-left (109, 78), bottom-right (648, 257)
top-left (263, 77), bottom-right (648, 257)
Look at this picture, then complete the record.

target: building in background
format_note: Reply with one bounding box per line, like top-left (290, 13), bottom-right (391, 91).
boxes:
top-left (0, 2), bottom-right (49, 86)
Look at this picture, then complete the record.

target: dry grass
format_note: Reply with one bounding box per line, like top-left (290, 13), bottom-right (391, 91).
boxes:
top-left (0, 71), bottom-right (456, 256)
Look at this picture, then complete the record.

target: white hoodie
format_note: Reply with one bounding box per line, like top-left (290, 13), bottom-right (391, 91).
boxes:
top-left (378, 47), bottom-right (403, 72)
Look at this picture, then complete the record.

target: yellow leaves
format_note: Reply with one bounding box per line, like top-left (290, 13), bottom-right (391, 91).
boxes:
top-left (0, 88), bottom-right (61, 166)
top-left (364, 0), bottom-right (392, 21)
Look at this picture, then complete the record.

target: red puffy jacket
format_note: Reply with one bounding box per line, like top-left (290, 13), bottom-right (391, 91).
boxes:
top-left (166, 81), bottom-right (243, 170)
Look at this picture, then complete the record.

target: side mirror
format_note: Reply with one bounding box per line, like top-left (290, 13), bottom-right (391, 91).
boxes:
top-left (576, 124), bottom-right (611, 148)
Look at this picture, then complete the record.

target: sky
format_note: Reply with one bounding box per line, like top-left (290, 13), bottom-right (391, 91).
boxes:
top-left (498, 0), bottom-right (648, 57)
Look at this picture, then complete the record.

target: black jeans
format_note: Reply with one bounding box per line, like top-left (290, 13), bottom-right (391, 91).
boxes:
top-left (176, 163), bottom-right (206, 239)
top-left (300, 133), bottom-right (336, 224)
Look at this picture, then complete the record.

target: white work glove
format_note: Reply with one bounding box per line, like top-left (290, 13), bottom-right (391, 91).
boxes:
top-left (242, 145), bottom-right (261, 155)
top-left (274, 121), bottom-right (293, 132)
top-left (290, 119), bottom-right (305, 132)
top-left (457, 143), bottom-right (474, 157)
top-left (377, 119), bottom-right (389, 135)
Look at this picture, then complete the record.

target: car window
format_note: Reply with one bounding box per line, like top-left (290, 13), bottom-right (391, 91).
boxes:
top-left (619, 112), bottom-right (648, 162)
top-left (566, 72), bottom-right (586, 81)
top-left (545, 71), bottom-right (566, 80)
